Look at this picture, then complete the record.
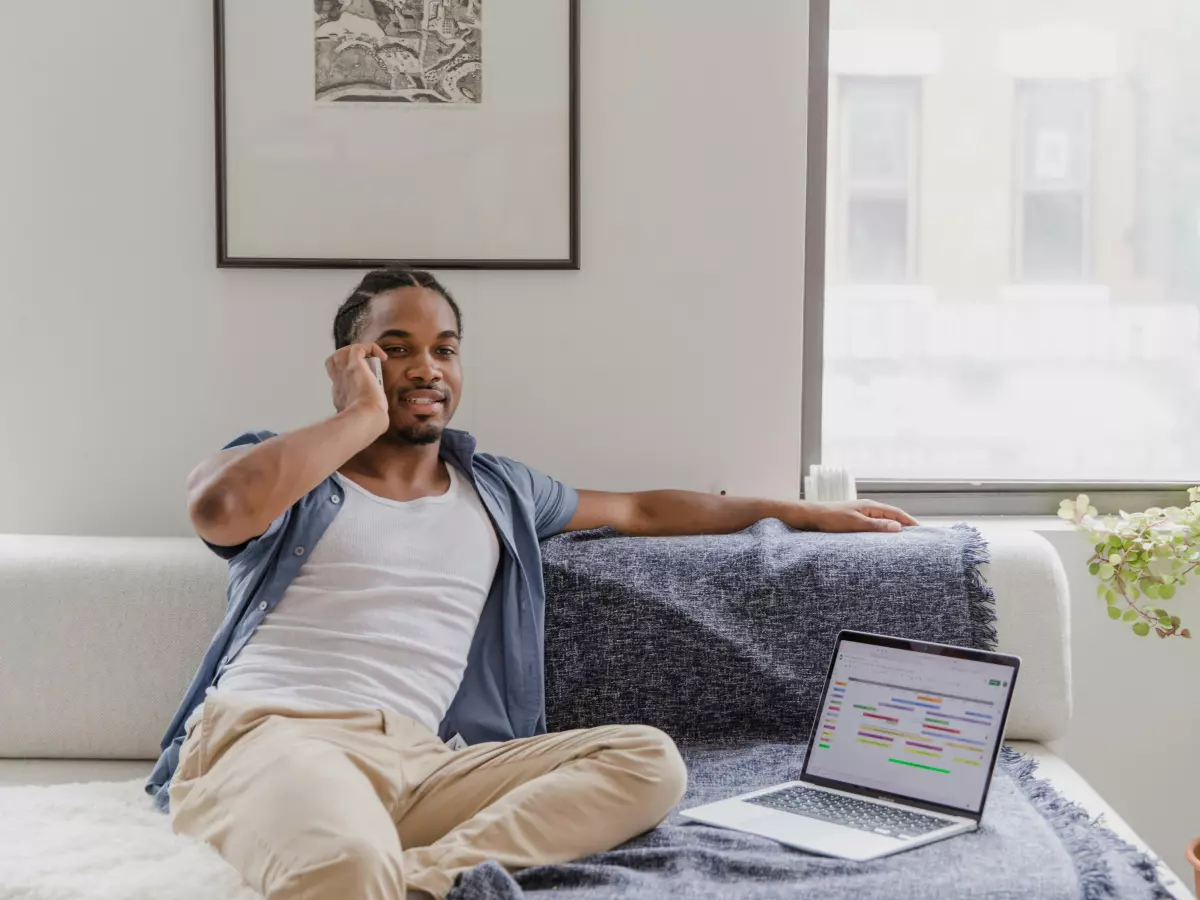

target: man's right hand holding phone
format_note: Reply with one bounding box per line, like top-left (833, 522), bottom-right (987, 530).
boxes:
top-left (327, 343), bottom-right (389, 437)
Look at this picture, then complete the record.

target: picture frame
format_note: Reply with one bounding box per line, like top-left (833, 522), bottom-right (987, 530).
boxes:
top-left (213, 0), bottom-right (580, 270)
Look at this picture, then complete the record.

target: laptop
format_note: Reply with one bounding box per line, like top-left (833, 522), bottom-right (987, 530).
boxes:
top-left (680, 630), bottom-right (1020, 861)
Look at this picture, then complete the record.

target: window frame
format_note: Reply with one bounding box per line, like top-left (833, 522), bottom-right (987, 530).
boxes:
top-left (1012, 79), bottom-right (1096, 283)
top-left (837, 76), bottom-right (922, 283)
top-left (799, 0), bottom-right (1194, 515)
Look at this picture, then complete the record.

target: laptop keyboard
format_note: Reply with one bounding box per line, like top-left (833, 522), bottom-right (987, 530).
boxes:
top-left (746, 785), bottom-right (952, 838)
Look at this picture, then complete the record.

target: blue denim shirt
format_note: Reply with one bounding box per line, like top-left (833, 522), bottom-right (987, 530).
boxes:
top-left (145, 428), bottom-right (578, 813)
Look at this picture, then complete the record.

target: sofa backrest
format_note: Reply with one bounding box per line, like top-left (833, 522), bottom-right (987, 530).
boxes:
top-left (0, 526), bottom-right (1069, 759)
top-left (1, 535), bottom-right (226, 759)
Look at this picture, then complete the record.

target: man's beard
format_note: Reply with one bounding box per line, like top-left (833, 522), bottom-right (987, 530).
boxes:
top-left (395, 423), bottom-right (443, 446)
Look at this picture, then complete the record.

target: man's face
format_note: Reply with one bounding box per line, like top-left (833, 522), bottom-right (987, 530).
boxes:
top-left (359, 287), bottom-right (462, 446)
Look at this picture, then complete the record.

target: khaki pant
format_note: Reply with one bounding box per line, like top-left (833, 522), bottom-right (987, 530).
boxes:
top-left (169, 693), bottom-right (687, 899)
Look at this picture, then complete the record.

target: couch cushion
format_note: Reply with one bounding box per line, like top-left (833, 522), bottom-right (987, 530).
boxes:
top-left (461, 740), bottom-right (1176, 900)
top-left (0, 758), bottom-right (152, 786)
top-left (0, 743), bottom-right (1185, 900)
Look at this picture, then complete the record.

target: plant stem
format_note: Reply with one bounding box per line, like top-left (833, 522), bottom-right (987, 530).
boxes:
top-left (1079, 508), bottom-right (1193, 638)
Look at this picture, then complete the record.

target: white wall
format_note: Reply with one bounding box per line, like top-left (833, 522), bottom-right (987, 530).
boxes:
top-left (1043, 526), bottom-right (1200, 889)
top-left (940, 518), bottom-right (1200, 888)
top-left (0, 0), bottom-right (810, 538)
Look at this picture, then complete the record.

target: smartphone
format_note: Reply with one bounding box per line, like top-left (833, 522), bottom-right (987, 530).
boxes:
top-left (367, 357), bottom-right (384, 388)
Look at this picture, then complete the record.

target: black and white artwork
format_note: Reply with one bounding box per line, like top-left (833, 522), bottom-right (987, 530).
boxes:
top-left (315, 0), bottom-right (483, 104)
top-left (218, 0), bottom-right (575, 267)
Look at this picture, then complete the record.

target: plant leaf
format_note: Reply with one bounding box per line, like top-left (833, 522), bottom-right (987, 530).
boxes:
top-left (1133, 622), bottom-right (1150, 637)
top-left (1122, 609), bottom-right (1138, 622)
top-left (1107, 606), bottom-right (1122, 620)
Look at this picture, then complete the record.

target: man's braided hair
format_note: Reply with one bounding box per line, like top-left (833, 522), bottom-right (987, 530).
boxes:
top-left (332, 268), bottom-right (463, 349)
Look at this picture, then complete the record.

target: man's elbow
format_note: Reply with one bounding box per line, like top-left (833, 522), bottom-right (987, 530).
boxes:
top-left (188, 485), bottom-right (251, 547)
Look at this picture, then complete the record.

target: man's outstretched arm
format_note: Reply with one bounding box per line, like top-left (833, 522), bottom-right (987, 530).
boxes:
top-left (562, 490), bottom-right (918, 537)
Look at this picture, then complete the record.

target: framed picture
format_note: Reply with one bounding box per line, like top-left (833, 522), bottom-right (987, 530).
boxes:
top-left (214, 0), bottom-right (579, 269)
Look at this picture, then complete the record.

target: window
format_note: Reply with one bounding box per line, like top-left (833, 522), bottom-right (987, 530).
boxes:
top-left (806, 5), bottom-right (1200, 508)
top-left (838, 78), bottom-right (920, 282)
top-left (1014, 81), bottom-right (1094, 282)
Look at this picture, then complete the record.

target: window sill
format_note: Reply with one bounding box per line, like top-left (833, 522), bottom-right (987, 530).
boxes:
top-left (920, 515), bottom-right (1075, 533)
top-left (859, 486), bottom-right (1191, 518)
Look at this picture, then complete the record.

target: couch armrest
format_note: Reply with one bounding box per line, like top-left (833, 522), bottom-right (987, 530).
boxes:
top-left (977, 526), bottom-right (1071, 742)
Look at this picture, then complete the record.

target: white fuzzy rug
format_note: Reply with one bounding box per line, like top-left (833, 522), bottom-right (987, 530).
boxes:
top-left (0, 779), bottom-right (259, 900)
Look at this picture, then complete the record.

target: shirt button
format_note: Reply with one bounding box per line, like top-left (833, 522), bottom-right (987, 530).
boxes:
top-left (331, 495), bottom-right (341, 505)
top-left (293, 546), bottom-right (305, 556)
top-left (258, 601), bottom-right (267, 611)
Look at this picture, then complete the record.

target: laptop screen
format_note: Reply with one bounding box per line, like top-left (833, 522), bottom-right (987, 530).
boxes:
top-left (801, 635), bottom-right (1018, 815)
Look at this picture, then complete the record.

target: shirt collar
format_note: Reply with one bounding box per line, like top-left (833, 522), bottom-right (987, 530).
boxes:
top-left (438, 428), bottom-right (477, 473)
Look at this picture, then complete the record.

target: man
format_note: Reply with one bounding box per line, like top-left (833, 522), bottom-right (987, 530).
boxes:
top-left (147, 268), bottom-right (916, 900)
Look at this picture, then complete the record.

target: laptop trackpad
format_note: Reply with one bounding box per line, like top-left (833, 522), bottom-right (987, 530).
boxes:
top-left (735, 805), bottom-right (900, 858)
top-left (746, 807), bottom-right (848, 842)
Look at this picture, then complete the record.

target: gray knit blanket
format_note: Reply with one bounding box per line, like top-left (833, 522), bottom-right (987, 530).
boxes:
top-left (448, 522), bottom-right (1172, 900)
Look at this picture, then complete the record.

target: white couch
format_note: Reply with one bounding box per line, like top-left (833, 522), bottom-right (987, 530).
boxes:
top-left (0, 529), bottom-right (1191, 898)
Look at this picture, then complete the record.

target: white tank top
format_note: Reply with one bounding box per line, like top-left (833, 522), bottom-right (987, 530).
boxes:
top-left (208, 464), bottom-right (500, 733)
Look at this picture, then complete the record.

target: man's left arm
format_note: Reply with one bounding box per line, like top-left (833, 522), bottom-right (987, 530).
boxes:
top-left (562, 490), bottom-right (918, 536)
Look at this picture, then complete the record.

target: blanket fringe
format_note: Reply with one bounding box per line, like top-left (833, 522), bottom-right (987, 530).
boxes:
top-left (999, 747), bottom-right (1174, 900)
top-left (951, 523), bottom-right (1000, 652)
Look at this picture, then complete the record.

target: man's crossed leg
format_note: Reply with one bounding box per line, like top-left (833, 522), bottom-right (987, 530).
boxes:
top-left (169, 693), bottom-right (687, 900)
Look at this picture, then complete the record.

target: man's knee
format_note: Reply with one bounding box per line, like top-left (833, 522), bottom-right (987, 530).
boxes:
top-left (276, 837), bottom-right (404, 900)
top-left (622, 725), bottom-right (688, 814)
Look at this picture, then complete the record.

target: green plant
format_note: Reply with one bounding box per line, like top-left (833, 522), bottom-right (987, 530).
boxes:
top-left (1059, 491), bottom-right (1198, 639)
